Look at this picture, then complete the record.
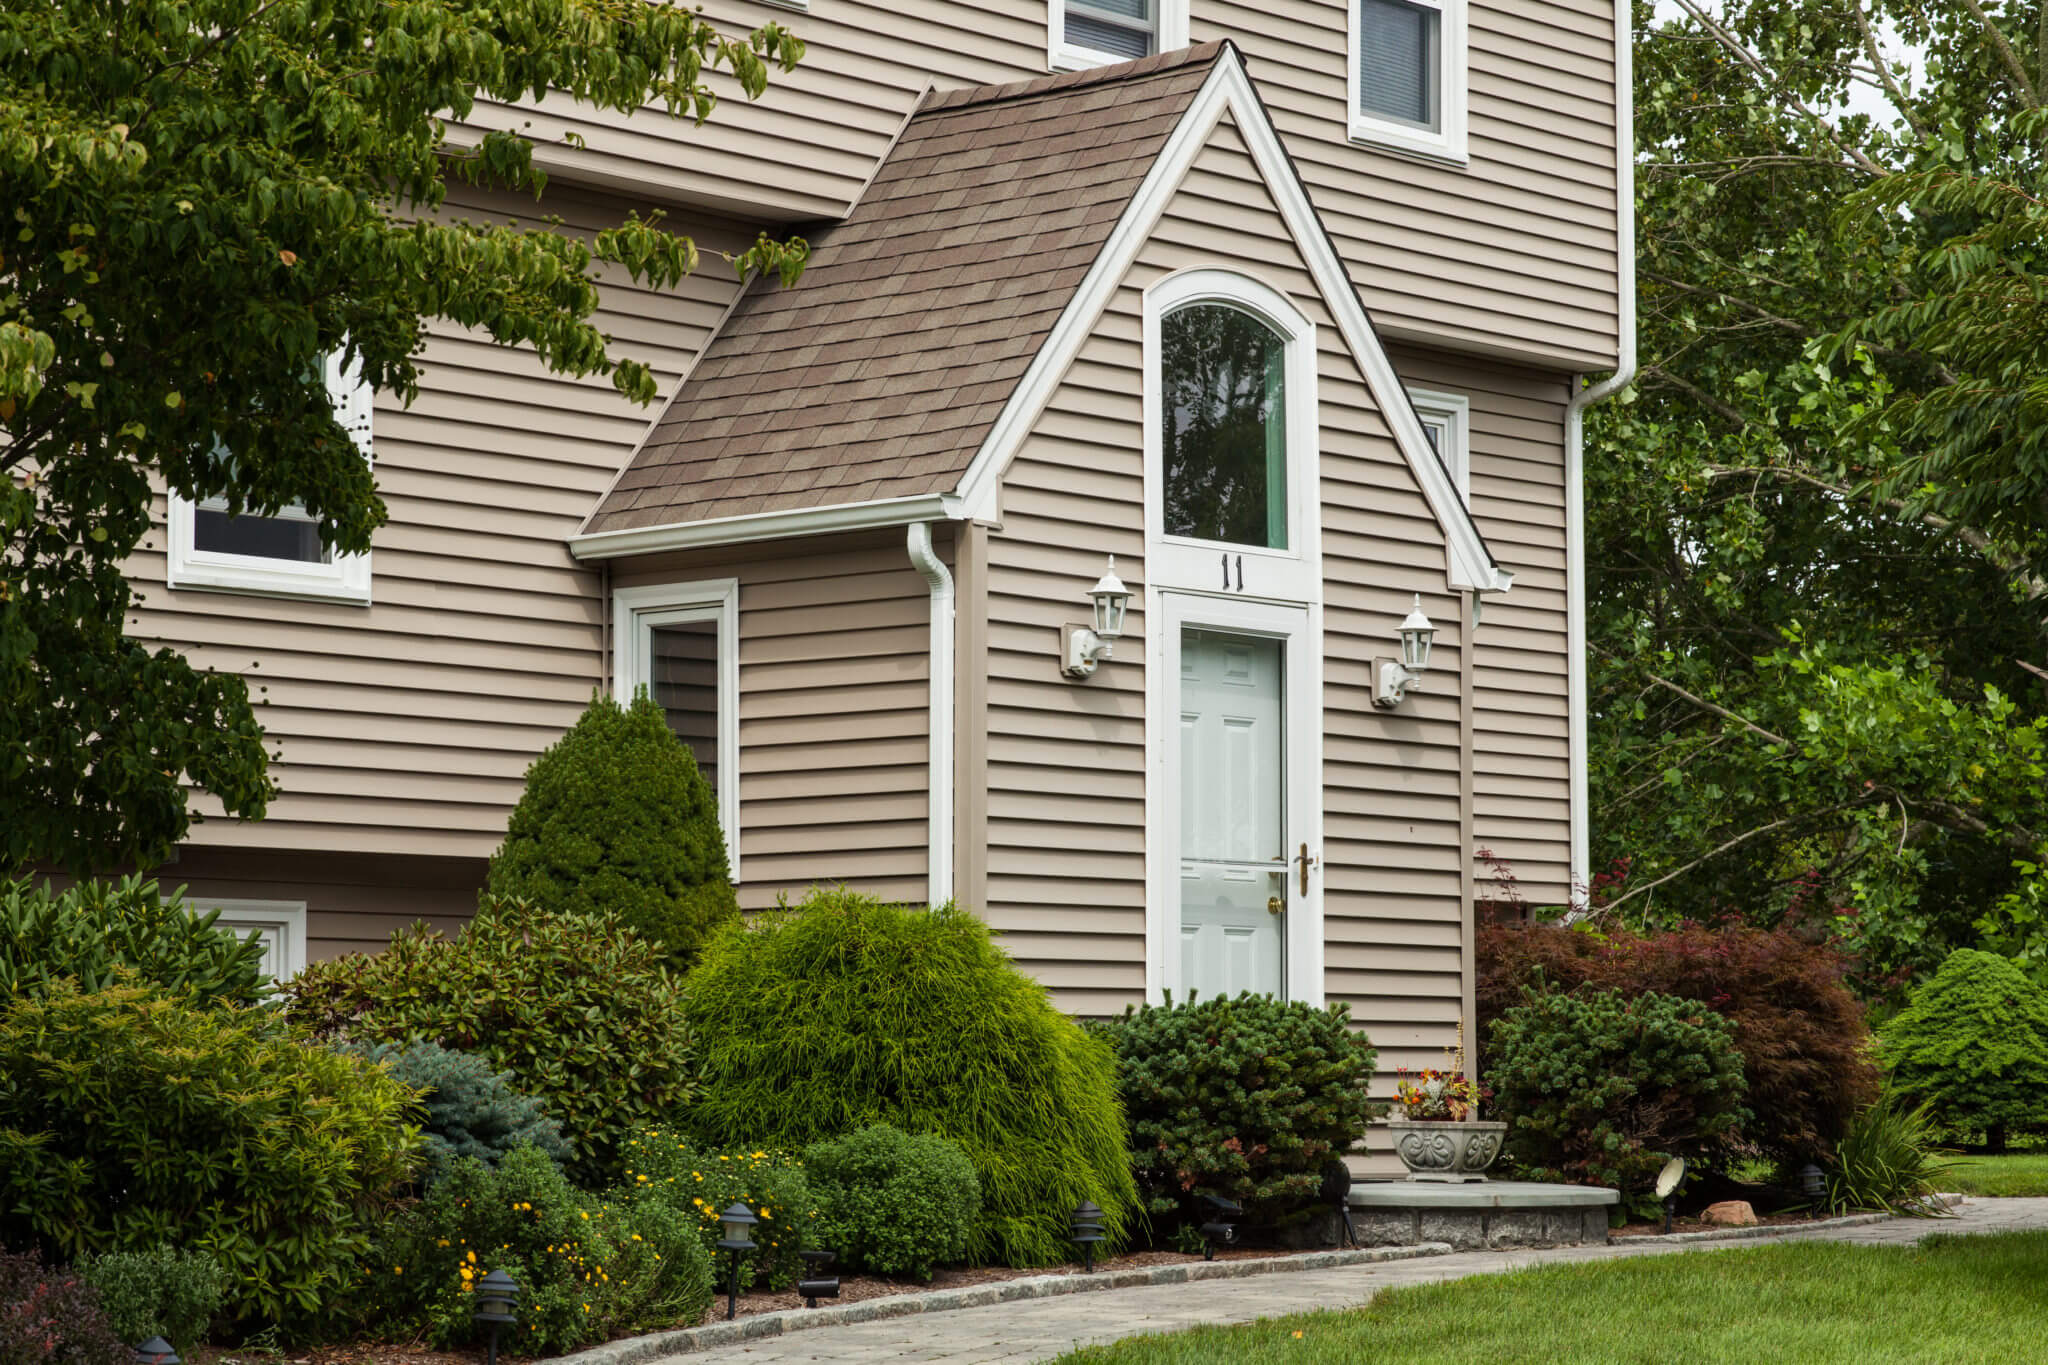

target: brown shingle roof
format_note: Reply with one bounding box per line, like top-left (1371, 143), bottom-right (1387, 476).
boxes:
top-left (583, 44), bottom-right (1226, 536)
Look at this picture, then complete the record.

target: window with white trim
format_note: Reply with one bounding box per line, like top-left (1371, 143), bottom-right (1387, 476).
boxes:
top-left (193, 898), bottom-right (308, 982)
top-left (614, 580), bottom-right (741, 879)
top-left (1350, 0), bottom-right (1468, 163)
top-left (1050, 0), bottom-right (1187, 71)
top-left (167, 349), bottom-right (374, 603)
top-left (1408, 388), bottom-right (1470, 500)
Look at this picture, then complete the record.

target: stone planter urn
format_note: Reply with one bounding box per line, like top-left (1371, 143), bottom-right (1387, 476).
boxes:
top-left (1388, 1118), bottom-right (1508, 1182)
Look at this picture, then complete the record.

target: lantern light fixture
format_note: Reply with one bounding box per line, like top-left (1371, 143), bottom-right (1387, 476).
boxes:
top-left (131, 1339), bottom-right (180, 1365)
top-left (1070, 1199), bottom-right (1107, 1273)
top-left (471, 1268), bottom-right (521, 1365)
top-left (1062, 555), bottom-right (1131, 679)
top-left (1798, 1162), bottom-right (1827, 1204)
top-left (797, 1248), bottom-right (840, 1308)
top-left (1373, 594), bottom-right (1437, 708)
top-left (715, 1202), bottom-right (760, 1321)
top-left (1197, 1192), bottom-right (1242, 1262)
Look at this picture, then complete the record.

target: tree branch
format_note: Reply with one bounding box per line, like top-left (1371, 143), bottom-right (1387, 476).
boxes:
top-left (1596, 797), bottom-right (1882, 915)
top-left (1955, 0), bottom-right (2043, 108)
top-left (1852, 0), bottom-right (1930, 139)
top-left (1639, 671), bottom-right (1797, 748)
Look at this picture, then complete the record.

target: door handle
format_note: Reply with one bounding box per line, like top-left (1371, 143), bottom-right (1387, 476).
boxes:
top-left (1296, 843), bottom-right (1318, 896)
top-left (1267, 896), bottom-right (1284, 916)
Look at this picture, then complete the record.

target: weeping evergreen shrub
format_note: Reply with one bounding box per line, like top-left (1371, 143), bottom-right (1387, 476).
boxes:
top-left (487, 690), bottom-right (737, 961)
top-left (682, 889), bottom-right (1137, 1267)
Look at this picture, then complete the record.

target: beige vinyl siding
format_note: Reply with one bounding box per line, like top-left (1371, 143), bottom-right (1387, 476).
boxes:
top-left (981, 114), bottom-right (1471, 1133)
top-left (152, 847), bottom-right (485, 963)
top-left (611, 530), bottom-right (938, 912)
top-left (464, 0), bottom-right (1620, 370)
top-left (1390, 346), bottom-right (1574, 909)
top-left (131, 184), bottom-right (755, 859)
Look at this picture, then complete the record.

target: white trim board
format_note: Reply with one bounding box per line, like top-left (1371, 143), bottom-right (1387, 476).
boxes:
top-left (953, 43), bottom-right (1506, 594)
top-left (191, 898), bottom-right (308, 981)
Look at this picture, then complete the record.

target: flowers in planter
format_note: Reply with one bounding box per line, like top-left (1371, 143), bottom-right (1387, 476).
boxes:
top-left (1394, 1026), bottom-right (1490, 1121)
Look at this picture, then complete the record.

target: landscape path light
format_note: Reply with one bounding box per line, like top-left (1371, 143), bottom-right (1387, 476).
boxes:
top-left (1799, 1162), bottom-right (1827, 1206)
top-left (131, 1339), bottom-right (179, 1365)
top-left (471, 1268), bottom-right (521, 1365)
top-left (1070, 1199), bottom-right (1107, 1272)
top-left (716, 1201), bottom-right (760, 1321)
top-left (1061, 555), bottom-right (1131, 679)
top-left (798, 1247), bottom-right (840, 1308)
top-left (1373, 594), bottom-right (1437, 708)
top-left (1197, 1192), bottom-right (1242, 1261)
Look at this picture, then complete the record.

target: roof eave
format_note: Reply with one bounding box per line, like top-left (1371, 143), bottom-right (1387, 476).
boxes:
top-left (567, 492), bottom-right (968, 561)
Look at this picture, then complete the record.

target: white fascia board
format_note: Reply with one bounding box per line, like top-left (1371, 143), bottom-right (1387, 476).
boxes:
top-left (568, 492), bottom-right (966, 561)
top-left (953, 45), bottom-right (1508, 594)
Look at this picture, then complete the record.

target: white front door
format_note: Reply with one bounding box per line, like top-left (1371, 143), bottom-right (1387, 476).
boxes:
top-left (1157, 594), bottom-right (1322, 1004)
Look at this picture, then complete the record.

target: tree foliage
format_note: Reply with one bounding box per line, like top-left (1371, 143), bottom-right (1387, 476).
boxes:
top-left (1879, 947), bottom-right (2048, 1149)
top-left (1585, 0), bottom-right (2048, 992)
top-left (0, 0), bottom-right (806, 875)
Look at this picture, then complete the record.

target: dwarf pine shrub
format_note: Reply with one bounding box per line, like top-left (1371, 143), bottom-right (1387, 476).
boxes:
top-left (354, 1040), bottom-right (570, 1184)
top-left (682, 889), bottom-right (1137, 1267)
top-left (1881, 948), bottom-right (2048, 1150)
top-left (487, 690), bottom-right (737, 961)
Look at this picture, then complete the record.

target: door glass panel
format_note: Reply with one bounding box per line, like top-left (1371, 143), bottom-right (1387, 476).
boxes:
top-left (1177, 628), bottom-right (1285, 1000)
top-left (649, 619), bottom-right (720, 788)
top-left (1160, 305), bottom-right (1288, 550)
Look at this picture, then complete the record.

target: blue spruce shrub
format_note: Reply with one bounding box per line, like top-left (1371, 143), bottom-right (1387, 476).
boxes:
top-left (355, 1040), bottom-right (570, 1183)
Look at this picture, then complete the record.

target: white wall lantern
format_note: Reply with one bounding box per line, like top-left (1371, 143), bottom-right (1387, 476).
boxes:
top-left (1062, 555), bottom-right (1131, 679)
top-left (1373, 594), bottom-right (1436, 708)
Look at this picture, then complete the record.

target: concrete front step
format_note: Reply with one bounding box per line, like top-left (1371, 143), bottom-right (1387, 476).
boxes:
top-left (1347, 1178), bottom-right (1620, 1249)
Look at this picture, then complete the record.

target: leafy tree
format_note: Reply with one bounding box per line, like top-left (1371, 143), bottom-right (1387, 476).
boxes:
top-left (0, 0), bottom-right (806, 876)
top-left (1880, 947), bottom-right (2048, 1150)
top-left (1582, 0), bottom-right (2048, 991)
top-left (487, 689), bottom-right (738, 960)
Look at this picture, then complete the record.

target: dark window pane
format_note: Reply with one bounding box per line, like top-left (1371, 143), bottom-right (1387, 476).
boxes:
top-left (1161, 304), bottom-right (1288, 550)
top-left (650, 619), bottom-right (720, 788)
top-left (1358, 0), bottom-right (1439, 130)
top-left (193, 508), bottom-right (325, 562)
top-left (1065, 7), bottom-right (1153, 57)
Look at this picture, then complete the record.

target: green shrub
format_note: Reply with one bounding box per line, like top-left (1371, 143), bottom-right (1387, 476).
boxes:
top-left (803, 1125), bottom-right (979, 1281)
top-left (0, 875), bottom-right (268, 1007)
top-left (285, 898), bottom-right (695, 1182)
top-left (355, 1040), bottom-right (570, 1184)
top-left (0, 1249), bottom-right (125, 1365)
top-left (357, 1145), bottom-right (712, 1355)
top-left (1828, 1094), bottom-right (1958, 1215)
top-left (620, 1130), bottom-right (814, 1292)
top-left (1487, 987), bottom-right (1749, 1203)
top-left (682, 888), bottom-right (1137, 1266)
top-left (1089, 993), bottom-right (1380, 1227)
top-left (76, 1247), bottom-right (228, 1354)
top-left (1880, 948), bottom-right (2048, 1151)
top-left (487, 690), bottom-right (738, 961)
top-left (0, 982), bottom-right (418, 1328)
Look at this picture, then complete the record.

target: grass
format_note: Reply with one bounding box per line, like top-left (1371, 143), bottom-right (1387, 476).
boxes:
top-left (1051, 1230), bottom-right (2048, 1365)
top-left (1943, 1152), bottom-right (2048, 1197)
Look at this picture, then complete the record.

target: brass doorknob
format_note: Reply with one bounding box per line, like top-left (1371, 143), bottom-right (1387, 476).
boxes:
top-left (1267, 896), bottom-right (1284, 915)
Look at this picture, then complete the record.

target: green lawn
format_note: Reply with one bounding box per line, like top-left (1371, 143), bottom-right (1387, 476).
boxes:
top-left (1052, 1231), bottom-right (2048, 1365)
top-left (1942, 1153), bottom-right (2048, 1196)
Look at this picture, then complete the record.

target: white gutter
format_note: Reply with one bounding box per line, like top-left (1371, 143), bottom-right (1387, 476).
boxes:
top-left (1564, 0), bottom-right (1638, 910)
top-left (907, 522), bottom-right (955, 908)
top-left (571, 492), bottom-right (966, 561)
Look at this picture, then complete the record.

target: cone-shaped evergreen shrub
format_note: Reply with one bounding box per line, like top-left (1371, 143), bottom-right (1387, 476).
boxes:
top-left (1881, 948), bottom-right (2048, 1150)
top-left (682, 889), bottom-right (1137, 1267)
top-left (487, 690), bottom-right (736, 960)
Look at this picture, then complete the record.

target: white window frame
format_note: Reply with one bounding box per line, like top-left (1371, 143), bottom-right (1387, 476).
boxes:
top-left (192, 897), bottom-right (308, 982)
top-left (1348, 0), bottom-right (1469, 165)
top-left (613, 579), bottom-right (742, 881)
top-left (1143, 268), bottom-right (1322, 605)
top-left (167, 349), bottom-right (375, 604)
top-left (1408, 387), bottom-right (1470, 500)
top-left (1049, 0), bottom-right (1188, 72)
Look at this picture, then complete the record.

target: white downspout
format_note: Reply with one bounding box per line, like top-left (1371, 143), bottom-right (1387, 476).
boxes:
top-left (908, 522), bottom-right (955, 907)
top-left (1564, 0), bottom-right (1637, 910)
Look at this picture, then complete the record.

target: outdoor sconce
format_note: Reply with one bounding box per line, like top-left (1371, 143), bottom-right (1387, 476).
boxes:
top-left (716, 1201), bottom-right (760, 1321)
top-left (1070, 1199), bottom-right (1107, 1272)
top-left (1197, 1192), bottom-right (1242, 1261)
top-left (471, 1268), bottom-right (521, 1365)
top-left (1372, 594), bottom-right (1437, 708)
top-left (798, 1248), bottom-right (840, 1308)
top-left (131, 1339), bottom-right (180, 1365)
top-left (1061, 555), bottom-right (1131, 679)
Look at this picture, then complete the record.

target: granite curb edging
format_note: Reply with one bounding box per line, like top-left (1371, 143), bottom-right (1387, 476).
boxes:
top-left (551, 1243), bottom-right (1458, 1365)
top-left (1610, 1211), bottom-right (1892, 1246)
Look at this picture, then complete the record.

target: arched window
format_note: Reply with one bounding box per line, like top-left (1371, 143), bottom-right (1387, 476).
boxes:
top-left (1159, 303), bottom-right (1289, 551)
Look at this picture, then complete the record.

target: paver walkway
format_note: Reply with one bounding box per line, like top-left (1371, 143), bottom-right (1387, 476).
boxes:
top-left (691, 1198), bottom-right (2048, 1364)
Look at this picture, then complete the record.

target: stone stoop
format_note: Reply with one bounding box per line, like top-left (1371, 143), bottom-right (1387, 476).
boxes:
top-left (1347, 1179), bottom-right (1619, 1250)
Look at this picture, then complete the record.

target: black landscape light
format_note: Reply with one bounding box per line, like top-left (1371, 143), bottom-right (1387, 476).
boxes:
top-left (131, 1339), bottom-right (180, 1365)
top-left (716, 1202), bottom-right (760, 1321)
top-left (472, 1268), bottom-right (520, 1365)
top-left (1799, 1162), bottom-right (1828, 1205)
top-left (1070, 1199), bottom-right (1107, 1273)
top-left (1320, 1158), bottom-right (1358, 1248)
top-left (798, 1248), bottom-right (841, 1308)
top-left (1655, 1157), bottom-right (1686, 1235)
top-left (1197, 1192), bottom-right (1242, 1262)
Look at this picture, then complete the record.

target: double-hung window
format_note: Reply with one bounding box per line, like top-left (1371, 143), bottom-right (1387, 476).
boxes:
top-left (1051, 0), bottom-right (1187, 71)
top-left (1350, 0), bottom-right (1468, 162)
top-left (614, 580), bottom-right (741, 878)
top-left (167, 349), bottom-right (374, 603)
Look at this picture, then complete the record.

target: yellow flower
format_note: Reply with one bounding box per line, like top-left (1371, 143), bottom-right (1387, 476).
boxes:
top-left (632, 1234), bottom-right (643, 1242)
top-left (437, 1239), bottom-right (450, 1248)
top-left (1292, 1331), bottom-right (1304, 1340)
top-left (581, 1211), bottom-right (590, 1220)
top-left (393, 1266), bottom-right (403, 1275)
top-left (467, 1250), bottom-right (477, 1264)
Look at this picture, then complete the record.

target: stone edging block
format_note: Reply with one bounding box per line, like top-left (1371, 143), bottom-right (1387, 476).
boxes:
top-left (551, 1243), bottom-right (1456, 1365)
top-left (1615, 1212), bottom-right (1891, 1245)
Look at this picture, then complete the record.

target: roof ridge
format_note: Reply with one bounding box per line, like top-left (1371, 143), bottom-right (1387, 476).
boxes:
top-left (918, 40), bottom-right (1229, 116)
